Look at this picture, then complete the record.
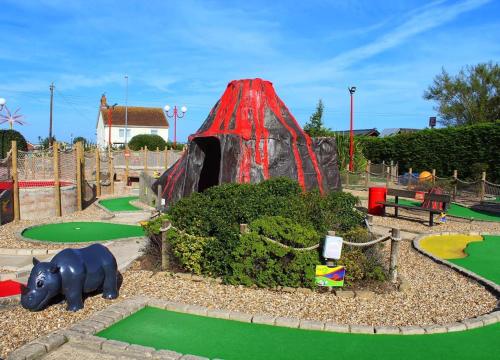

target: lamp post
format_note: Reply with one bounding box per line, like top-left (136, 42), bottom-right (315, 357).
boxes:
top-left (348, 86), bottom-right (356, 172)
top-left (163, 105), bottom-right (187, 146)
top-left (0, 98), bottom-right (6, 112)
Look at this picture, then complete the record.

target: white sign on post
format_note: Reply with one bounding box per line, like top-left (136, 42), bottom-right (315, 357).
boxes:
top-left (322, 235), bottom-right (343, 260)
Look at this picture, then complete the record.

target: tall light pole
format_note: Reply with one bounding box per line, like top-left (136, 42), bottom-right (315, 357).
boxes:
top-left (0, 98), bottom-right (6, 112)
top-left (164, 105), bottom-right (187, 146)
top-left (125, 75), bottom-right (129, 146)
top-left (348, 86), bottom-right (356, 172)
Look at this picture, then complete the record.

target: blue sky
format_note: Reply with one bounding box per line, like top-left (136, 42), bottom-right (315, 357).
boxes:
top-left (0, 0), bottom-right (499, 144)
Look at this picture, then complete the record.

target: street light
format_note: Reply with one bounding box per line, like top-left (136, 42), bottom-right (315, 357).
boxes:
top-left (164, 104), bottom-right (187, 146)
top-left (348, 86), bottom-right (356, 172)
top-left (0, 98), bottom-right (6, 112)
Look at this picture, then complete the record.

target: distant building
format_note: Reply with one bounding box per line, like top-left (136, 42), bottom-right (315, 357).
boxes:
top-left (96, 94), bottom-right (169, 148)
top-left (335, 128), bottom-right (380, 137)
top-left (379, 128), bottom-right (420, 138)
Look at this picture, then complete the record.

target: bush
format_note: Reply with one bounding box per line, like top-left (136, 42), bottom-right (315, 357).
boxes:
top-left (228, 217), bottom-right (321, 288)
top-left (128, 134), bottom-right (167, 151)
top-left (141, 178), bottom-right (385, 288)
top-left (360, 122), bottom-right (500, 182)
top-left (0, 129), bottom-right (27, 158)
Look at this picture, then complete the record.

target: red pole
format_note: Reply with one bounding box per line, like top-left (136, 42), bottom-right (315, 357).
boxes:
top-left (349, 92), bottom-right (354, 172)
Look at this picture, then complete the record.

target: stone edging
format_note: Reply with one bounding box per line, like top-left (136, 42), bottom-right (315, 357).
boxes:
top-left (16, 221), bottom-right (146, 245)
top-left (412, 232), bottom-right (500, 299)
top-left (8, 291), bottom-right (500, 359)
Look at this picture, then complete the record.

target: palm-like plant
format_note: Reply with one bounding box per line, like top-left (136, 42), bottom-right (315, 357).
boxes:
top-left (0, 107), bottom-right (26, 129)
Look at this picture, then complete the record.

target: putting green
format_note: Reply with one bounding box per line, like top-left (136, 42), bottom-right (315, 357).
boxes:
top-left (97, 307), bottom-right (500, 360)
top-left (419, 234), bottom-right (483, 259)
top-left (22, 222), bottom-right (144, 243)
top-left (99, 196), bottom-right (140, 212)
top-left (393, 199), bottom-right (500, 222)
top-left (449, 235), bottom-right (500, 284)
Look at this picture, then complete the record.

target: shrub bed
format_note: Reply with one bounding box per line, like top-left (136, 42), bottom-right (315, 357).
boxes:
top-left (143, 178), bottom-right (386, 288)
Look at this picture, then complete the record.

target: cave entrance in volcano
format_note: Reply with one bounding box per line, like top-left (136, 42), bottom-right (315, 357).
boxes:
top-left (194, 137), bottom-right (221, 192)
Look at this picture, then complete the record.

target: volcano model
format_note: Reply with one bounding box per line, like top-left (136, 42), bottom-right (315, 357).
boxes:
top-left (153, 78), bottom-right (341, 206)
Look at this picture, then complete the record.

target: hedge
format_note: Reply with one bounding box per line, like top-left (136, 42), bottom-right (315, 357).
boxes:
top-left (360, 122), bottom-right (500, 181)
top-left (0, 129), bottom-right (27, 158)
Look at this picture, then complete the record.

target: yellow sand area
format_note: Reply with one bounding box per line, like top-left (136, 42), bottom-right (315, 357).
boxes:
top-left (419, 234), bottom-right (483, 259)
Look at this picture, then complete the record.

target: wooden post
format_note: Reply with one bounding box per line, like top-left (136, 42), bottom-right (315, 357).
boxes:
top-left (164, 148), bottom-right (169, 170)
top-left (480, 171), bottom-right (486, 201)
top-left (432, 169), bottom-right (436, 186)
top-left (125, 145), bottom-right (130, 186)
top-left (76, 142), bottom-right (83, 211)
top-left (365, 160), bottom-right (371, 188)
top-left (161, 219), bottom-right (171, 271)
top-left (109, 148), bottom-right (114, 195)
top-left (156, 185), bottom-right (162, 210)
top-left (240, 224), bottom-right (249, 234)
top-left (452, 169), bottom-right (457, 201)
top-left (144, 145), bottom-right (148, 173)
top-left (386, 167), bottom-right (390, 187)
top-left (389, 228), bottom-right (401, 282)
top-left (53, 142), bottom-right (61, 216)
top-left (408, 167), bottom-right (413, 190)
top-left (156, 147), bottom-right (160, 169)
top-left (96, 148), bottom-right (101, 197)
top-left (11, 141), bottom-right (20, 222)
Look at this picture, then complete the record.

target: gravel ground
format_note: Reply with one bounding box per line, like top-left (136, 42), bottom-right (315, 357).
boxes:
top-left (1, 239), bottom-right (497, 358)
top-left (0, 201), bottom-right (113, 250)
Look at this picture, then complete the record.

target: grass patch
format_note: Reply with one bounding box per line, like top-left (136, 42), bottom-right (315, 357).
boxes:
top-left (99, 196), bottom-right (141, 212)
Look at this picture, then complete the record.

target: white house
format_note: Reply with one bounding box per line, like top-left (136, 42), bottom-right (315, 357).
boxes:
top-left (96, 95), bottom-right (169, 147)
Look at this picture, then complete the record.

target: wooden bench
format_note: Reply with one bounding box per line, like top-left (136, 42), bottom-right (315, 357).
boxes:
top-left (377, 188), bottom-right (451, 226)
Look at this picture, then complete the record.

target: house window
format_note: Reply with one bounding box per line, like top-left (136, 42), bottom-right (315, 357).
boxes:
top-left (119, 129), bottom-right (125, 137)
top-left (151, 129), bottom-right (158, 135)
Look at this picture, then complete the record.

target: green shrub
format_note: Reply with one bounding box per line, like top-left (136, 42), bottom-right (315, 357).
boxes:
top-left (360, 122), bottom-right (500, 182)
top-left (128, 134), bottom-right (167, 151)
top-left (228, 218), bottom-right (322, 288)
top-left (0, 129), bottom-right (27, 158)
top-left (167, 230), bottom-right (213, 275)
top-left (142, 178), bottom-right (382, 287)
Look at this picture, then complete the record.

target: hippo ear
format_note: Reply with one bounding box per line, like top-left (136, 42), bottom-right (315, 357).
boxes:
top-left (49, 265), bottom-right (60, 274)
top-left (32, 257), bottom-right (40, 266)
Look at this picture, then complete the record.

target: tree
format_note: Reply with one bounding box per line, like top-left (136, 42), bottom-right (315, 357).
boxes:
top-left (73, 136), bottom-right (88, 145)
top-left (424, 62), bottom-right (500, 126)
top-left (38, 136), bottom-right (56, 150)
top-left (304, 99), bottom-right (331, 137)
top-left (0, 130), bottom-right (28, 158)
top-left (128, 134), bottom-right (167, 151)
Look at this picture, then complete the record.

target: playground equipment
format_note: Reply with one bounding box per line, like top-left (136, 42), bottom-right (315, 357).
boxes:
top-left (21, 244), bottom-right (118, 312)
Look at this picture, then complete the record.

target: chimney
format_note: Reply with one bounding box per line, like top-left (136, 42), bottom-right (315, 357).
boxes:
top-left (100, 94), bottom-right (108, 109)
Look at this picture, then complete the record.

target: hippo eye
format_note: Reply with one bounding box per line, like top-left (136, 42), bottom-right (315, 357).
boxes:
top-left (36, 280), bottom-right (44, 288)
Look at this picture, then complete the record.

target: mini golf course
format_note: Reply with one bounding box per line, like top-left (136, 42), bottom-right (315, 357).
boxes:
top-left (98, 196), bottom-right (141, 212)
top-left (95, 232), bottom-right (500, 359)
top-left (421, 234), bottom-right (500, 284)
top-left (393, 199), bottom-right (500, 222)
top-left (21, 222), bottom-right (144, 243)
top-left (97, 307), bottom-right (500, 360)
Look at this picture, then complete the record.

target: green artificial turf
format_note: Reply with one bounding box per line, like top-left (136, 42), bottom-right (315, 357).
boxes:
top-left (97, 307), bottom-right (500, 360)
top-left (99, 196), bottom-right (140, 212)
top-left (392, 199), bottom-right (500, 222)
top-left (449, 235), bottom-right (500, 284)
top-left (22, 221), bottom-right (144, 243)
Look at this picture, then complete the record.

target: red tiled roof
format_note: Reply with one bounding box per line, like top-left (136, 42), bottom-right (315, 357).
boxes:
top-left (101, 106), bottom-right (168, 128)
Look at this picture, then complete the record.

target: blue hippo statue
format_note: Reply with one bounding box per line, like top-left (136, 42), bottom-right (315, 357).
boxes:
top-left (21, 243), bottom-right (119, 312)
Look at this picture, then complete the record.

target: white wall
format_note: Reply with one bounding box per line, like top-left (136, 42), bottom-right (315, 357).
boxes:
top-left (96, 114), bottom-right (169, 148)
